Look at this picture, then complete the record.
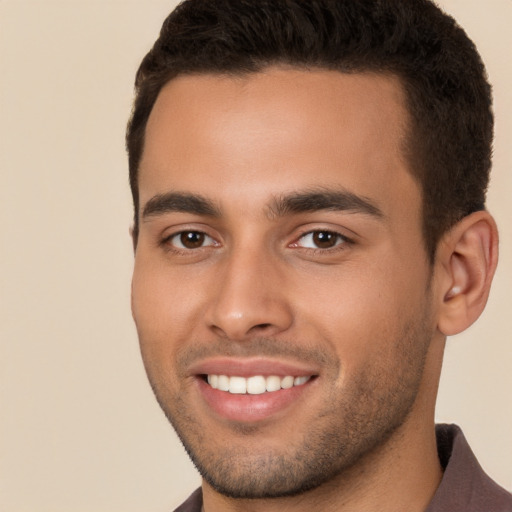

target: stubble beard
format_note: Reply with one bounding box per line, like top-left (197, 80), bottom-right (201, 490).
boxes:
top-left (143, 310), bottom-right (433, 499)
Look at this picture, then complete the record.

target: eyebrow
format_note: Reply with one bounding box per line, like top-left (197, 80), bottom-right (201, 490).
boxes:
top-left (141, 187), bottom-right (383, 221)
top-left (142, 192), bottom-right (221, 219)
top-left (268, 188), bottom-right (384, 219)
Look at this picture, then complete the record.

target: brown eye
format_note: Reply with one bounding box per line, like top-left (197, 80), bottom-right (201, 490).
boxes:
top-left (312, 231), bottom-right (338, 248)
top-left (296, 230), bottom-right (347, 249)
top-left (167, 231), bottom-right (216, 250)
top-left (180, 231), bottom-right (205, 248)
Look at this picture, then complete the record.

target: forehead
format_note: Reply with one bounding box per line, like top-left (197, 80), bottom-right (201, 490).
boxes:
top-left (139, 68), bottom-right (419, 220)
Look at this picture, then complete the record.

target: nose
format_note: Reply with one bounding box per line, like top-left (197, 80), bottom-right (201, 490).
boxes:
top-left (205, 247), bottom-right (293, 341)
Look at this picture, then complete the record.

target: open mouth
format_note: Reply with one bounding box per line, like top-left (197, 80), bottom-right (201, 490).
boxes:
top-left (203, 374), bottom-right (313, 395)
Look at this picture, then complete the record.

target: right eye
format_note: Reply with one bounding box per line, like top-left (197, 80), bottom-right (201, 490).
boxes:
top-left (166, 231), bottom-right (217, 250)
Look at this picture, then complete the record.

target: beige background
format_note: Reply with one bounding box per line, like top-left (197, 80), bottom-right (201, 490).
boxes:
top-left (0, 0), bottom-right (510, 510)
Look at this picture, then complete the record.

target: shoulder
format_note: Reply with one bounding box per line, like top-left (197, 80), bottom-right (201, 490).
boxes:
top-left (173, 488), bottom-right (203, 512)
top-left (426, 424), bottom-right (512, 512)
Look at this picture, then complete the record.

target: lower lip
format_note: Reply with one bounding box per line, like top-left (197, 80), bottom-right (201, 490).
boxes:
top-left (197, 377), bottom-right (314, 423)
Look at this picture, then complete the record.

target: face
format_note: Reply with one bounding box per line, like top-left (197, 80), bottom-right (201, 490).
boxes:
top-left (132, 68), bottom-right (438, 498)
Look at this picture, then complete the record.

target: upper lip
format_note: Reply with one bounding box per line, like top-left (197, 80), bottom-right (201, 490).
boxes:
top-left (188, 357), bottom-right (320, 378)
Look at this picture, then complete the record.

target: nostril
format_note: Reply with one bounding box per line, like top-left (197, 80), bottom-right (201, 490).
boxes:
top-left (253, 323), bottom-right (272, 330)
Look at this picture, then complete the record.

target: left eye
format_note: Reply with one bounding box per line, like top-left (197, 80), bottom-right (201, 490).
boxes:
top-left (295, 230), bottom-right (347, 249)
top-left (168, 231), bottom-right (216, 249)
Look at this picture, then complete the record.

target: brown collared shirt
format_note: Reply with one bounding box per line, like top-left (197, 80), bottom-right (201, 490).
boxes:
top-left (174, 424), bottom-right (512, 512)
top-left (425, 424), bottom-right (512, 511)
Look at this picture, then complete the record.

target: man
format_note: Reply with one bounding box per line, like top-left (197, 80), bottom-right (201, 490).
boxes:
top-left (127, 0), bottom-right (512, 510)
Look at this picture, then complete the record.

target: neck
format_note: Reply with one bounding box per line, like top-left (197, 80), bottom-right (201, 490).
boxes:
top-left (202, 418), bottom-right (442, 512)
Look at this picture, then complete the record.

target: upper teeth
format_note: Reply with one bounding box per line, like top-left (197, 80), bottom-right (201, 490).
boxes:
top-left (207, 375), bottom-right (311, 395)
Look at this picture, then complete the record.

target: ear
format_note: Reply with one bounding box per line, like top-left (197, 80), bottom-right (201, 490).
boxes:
top-left (436, 211), bottom-right (499, 336)
top-left (129, 224), bottom-right (137, 253)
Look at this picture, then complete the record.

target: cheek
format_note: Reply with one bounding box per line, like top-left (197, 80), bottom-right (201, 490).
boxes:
top-left (131, 262), bottom-right (190, 397)
top-left (131, 255), bottom-right (204, 357)
top-left (293, 258), bottom-right (427, 367)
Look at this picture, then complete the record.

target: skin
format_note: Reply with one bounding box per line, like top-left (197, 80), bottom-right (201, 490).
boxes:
top-left (131, 68), bottom-right (498, 512)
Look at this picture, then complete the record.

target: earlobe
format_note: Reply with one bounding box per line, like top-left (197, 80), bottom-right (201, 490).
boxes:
top-left (437, 211), bottom-right (499, 336)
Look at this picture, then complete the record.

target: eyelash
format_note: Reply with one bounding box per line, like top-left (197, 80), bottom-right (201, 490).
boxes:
top-left (160, 228), bottom-right (353, 256)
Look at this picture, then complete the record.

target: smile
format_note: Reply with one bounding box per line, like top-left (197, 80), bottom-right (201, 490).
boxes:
top-left (206, 374), bottom-right (312, 395)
